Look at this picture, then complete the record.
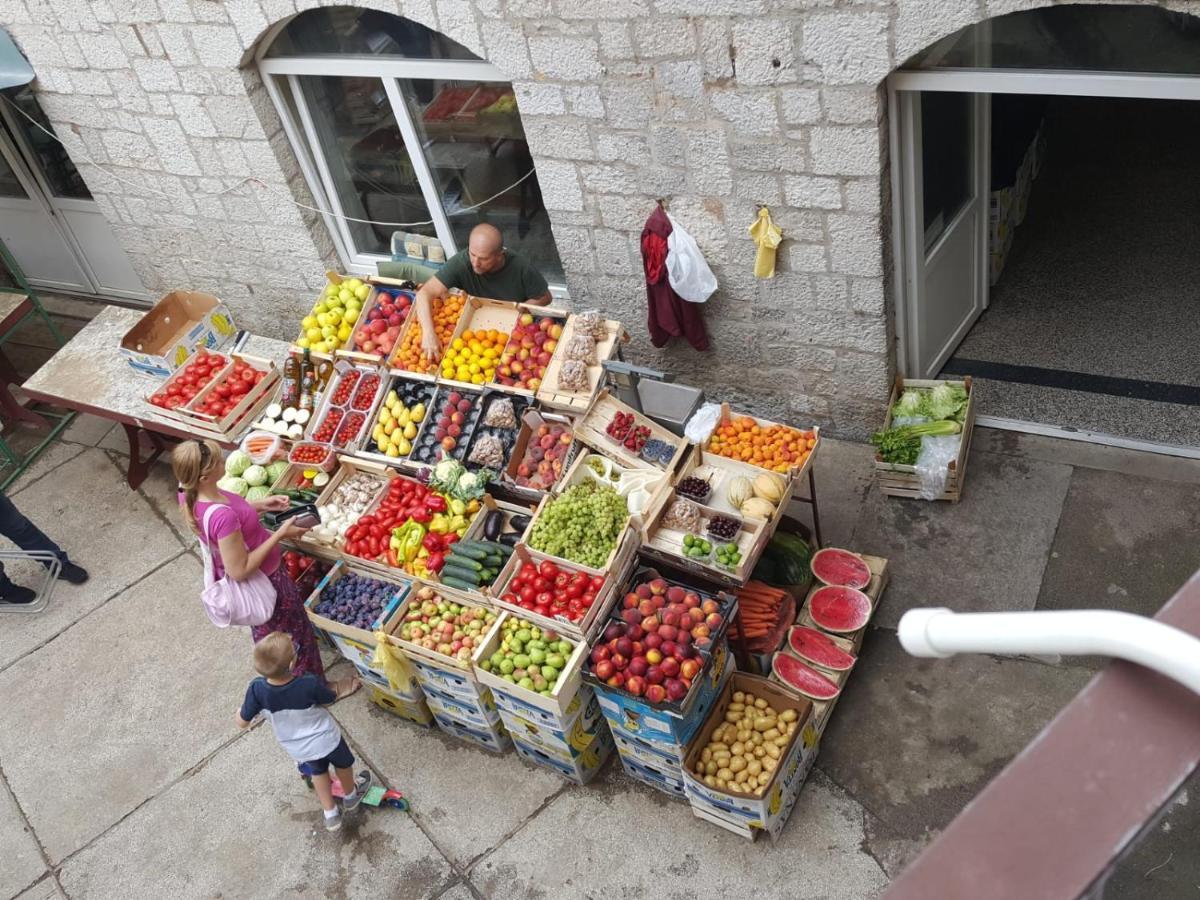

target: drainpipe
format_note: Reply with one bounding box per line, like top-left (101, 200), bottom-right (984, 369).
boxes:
top-left (898, 608), bottom-right (1200, 696)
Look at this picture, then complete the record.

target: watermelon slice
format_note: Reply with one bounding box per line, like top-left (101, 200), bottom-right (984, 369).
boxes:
top-left (810, 548), bottom-right (871, 589)
top-left (809, 585), bottom-right (871, 633)
top-left (773, 653), bottom-right (840, 700)
top-left (788, 625), bottom-right (856, 671)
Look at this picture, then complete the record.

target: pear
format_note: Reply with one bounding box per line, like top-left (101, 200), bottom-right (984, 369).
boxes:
top-left (403, 422), bottom-right (418, 439)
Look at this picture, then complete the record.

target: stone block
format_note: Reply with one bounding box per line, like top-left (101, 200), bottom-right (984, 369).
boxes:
top-left (698, 18), bottom-right (733, 79)
top-left (513, 82), bottom-right (565, 116)
top-left (800, 11), bottom-right (891, 85)
top-left (655, 0), bottom-right (764, 15)
top-left (633, 17), bottom-right (695, 58)
top-left (780, 241), bottom-right (828, 274)
top-left (101, 130), bottom-right (156, 166)
top-left (224, 0), bottom-right (271, 46)
top-left (827, 213), bottom-right (883, 277)
top-left (593, 228), bottom-right (635, 276)
top-left (842, 176), bottom-right (882, 214)
top-left (810, 126), bottom-right (881, 176)
top-left (204, 95), bottom-right (263, 140)
top-left (732, 172), bottom-right (781, 204)
top-left (729, 137), bottom-right (806, 173)
top-left (895, 0), bottom-right (978, 63)
top-left (131, 57), bottom-right (180, 93)
top-left (74, 31), bottom-right (127, 69)
top-left (143, 118), bottom-right (203, 176)
top-left (524, 120), bottom-right (593, 161)
top-left (153, 24), bottom-right (198, 65)
top-left (784, 174), bottom-right (842, 210)
top-left (655, 59), bottom-right (704, 104)
top-left (731, 19), bottom-right (798, 86)
top-left (564, 85), bottom-right (604, 118)
top-left (535, 158), bottom-right (585, 211)
top-left (555, 0), bottom-right (649, 18)
top-left (600, 80), bottom-right (656, 128)
top-left (598, 193), bottom-right (655, 230)
top-left (637, 164), bottom-right (688, 196)
top-left (578, 162), bottom-right (638, 194)
top-left (710, 89), bottom-right (779, 137)
top-left (781, 86), bottom-right (821, 124)
top-left (482, 20), bottom-right (533, 79)
top-left (437, 0), bottom-right (484, 55)
top-left (551, 223), bottom-right (596, 274)
top-left (650, 123), bottom-right (687, 164)
top-left (189, 24), bottom-right (243, 67)
top-left (821, 85), bottom-right (880, 124)
top-left (529, 35), bottom-right (602, 80)
top-left (598, 21), bottom-right (634, 59)
top-left (595, 131), bottom-right (649, 165)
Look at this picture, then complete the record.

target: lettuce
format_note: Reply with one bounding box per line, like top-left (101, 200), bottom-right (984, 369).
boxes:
top-left (224, 450), bottom-right (253, 477)
top-left (242, 465), bottom-right (269, 487)
top-left (245, 485), bottom-right (271, 502)
top-left (217, 476), bottom-right (249, 497)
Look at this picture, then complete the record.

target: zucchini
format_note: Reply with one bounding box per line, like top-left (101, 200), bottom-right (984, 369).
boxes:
top-left (441, 575), bottom-right (479, 593)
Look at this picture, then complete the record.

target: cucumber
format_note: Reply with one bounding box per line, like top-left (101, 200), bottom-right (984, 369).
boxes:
top-left (441, 575), bottom-right (479, 593)
top-left (441, 564), bottom-right (482, 584)
top-left (443, 554), bottom-right (484, 571)
top-left (483, 554), bottom-right (505, 568)
top-left (450, 543), bottom-right (490, 561)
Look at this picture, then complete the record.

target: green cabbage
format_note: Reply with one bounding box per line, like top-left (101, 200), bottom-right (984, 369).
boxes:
top-left (224, 450), bottom-right (253, 477)
top-left (245, 485), bottom-right (271, 502)
top-left (242, 464), bottom-right (269, 487)
top-left (217, 476), bottom-right (249, 497)
top-left (925, 383), bottom-right (969, 422)
top-left (266, 460), bottom-right (289, 484)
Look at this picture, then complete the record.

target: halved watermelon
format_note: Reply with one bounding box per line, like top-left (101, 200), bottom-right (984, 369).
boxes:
top-left (788, 625), bottom-right (857, 671)
top-left (810, 547), bottom-right (871, 589)
top-left (773, 653), bottom-right (840, 700)
top-left (809, 585), bottom-right (871, 633)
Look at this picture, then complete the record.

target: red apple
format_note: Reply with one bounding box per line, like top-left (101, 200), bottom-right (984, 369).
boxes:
top-left (591, 645), bottom-right (611, 664)
top-left (615, 637), bottom-right (633, 658)
top-left (621, 609), bottom-right (641, 626)
top-left (701, 599), bottom-right (720, 615)
top-left (691, 624), bottom-right (711, 640)
top-left (688, 607), bottom-right (705, 624)
top-left (626, 624), bottom-right (645, 642)
top-left (628, 656), bottom-right (648, 677)
top-left (635, 584), bottom-right (653, 600)
top-left (622, 592), bottom-right (640, 609)
top-left (603, 623), bottom-right (622, 643)
top-left (637, 599), bottom-right (656, 617)
top-left (660, 640), bottom-right (678, 659)
top-left (648, 578), bottom-right (668, 596)
top-left (641, 616), bottom-right (659, 633)
top-left (611, 653), bottom-right (628, 671)
top-left (606, 674), bottom-right (624, 688)
top-left (684, 591), bottom-right (702, 609)
top-left (658, 624), bottom-right (678, 642)
top-left (666, 585), bottom-right (686, 604)
top-left (676, 630), bottom-right (693, 646)
top-left (661, 611), bottom-right (680, 629)
top-left (705, 612), bottom-right (723, 630)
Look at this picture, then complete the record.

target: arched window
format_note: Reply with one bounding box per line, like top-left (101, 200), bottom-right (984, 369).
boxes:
top-left (257, 8), bottom-right (565, 287)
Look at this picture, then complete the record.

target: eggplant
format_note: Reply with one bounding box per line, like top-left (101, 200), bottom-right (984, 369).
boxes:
top-left (509, 514), bottom-right (532, 532)
top-left (483, 510), bottom-right (505, 542)
top-left (498, 530), bottom-right (521, 548)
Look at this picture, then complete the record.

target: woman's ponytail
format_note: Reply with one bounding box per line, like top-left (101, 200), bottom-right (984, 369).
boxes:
top-left (171, 440), bottom-right (222, 536)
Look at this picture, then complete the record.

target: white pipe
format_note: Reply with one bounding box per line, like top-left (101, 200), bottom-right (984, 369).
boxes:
top-left (898, 608), bottom-right (1200, 696)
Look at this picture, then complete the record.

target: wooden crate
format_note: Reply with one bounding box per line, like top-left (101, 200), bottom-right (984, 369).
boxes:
top-left (436, 296), bottom-right (521, 393)
top-left (573, 389), bottom-right (689, 476)
top-left (489, 306), bottom-right (570, 399)
top-left (352, 372), bottom-right (437, 471)
top-left (387, 291), bottom-right (468, 378)
top-left (536, 314), bottom-right (625, 412)
top-left (501, 408), bottom-right (580, 502)
top-left (385, 586), bottom-right (500, 677)
top-left (336, 278), bottom-right (416, 364)
top-left (150, 352), bottom-right (280, 442)
top-left (705, 405), bottom-right (821, 479)
top-left (299, 456), bottom-right (392, 554)
top-left (291, 271), bottom-right (370, 362)
top-left (873, 377), bottom-right (975, 503)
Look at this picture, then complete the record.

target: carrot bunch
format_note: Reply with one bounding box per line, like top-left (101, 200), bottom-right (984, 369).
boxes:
top-left (243, 434), bottom-right (277, 458)
top-left (731, 581), bottom-right (790, 641)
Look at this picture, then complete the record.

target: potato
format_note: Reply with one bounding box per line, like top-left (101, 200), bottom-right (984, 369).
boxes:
top-left (753, 716), bottom-right (773, 732)
top-left (729, 756), bottom-right (747, 773)
top-left (747, 759), bottom-right (762, 777)
top-left (753, 697), bottom-right (768, 710)
top-left (735, 769), bottom-right (749, 784)
top-left (733, 691), bottom-right (745, 703)
top-left (780, 708), bottom-right (797, 722)
top-left (764, 728), bottom-right (781, 742)
top-left (715, 754), bottom-right (731, 768)
top-left (704, 775), bottom-right (717, 787)
top-left (786, 722), bottom-right (797, 734)
top-left (762, 757), bottom-right (776, 772)
top-left (765, 743), bottom-right (780, 759)
top-left (717, 767), bottom-right (733, 781)
top-left (744, 693), bottom-right (756, 704)
top-left (758, 772), bottom-right (771, 787)
top-left (710, 742), bottom-right (728, 752)
top-left (729, 701), bottom-right (744, 711)
top-left (724, 710), bottom-right (740, 724)
top-left (754, 745), bottom-right (766, 759)
top-left (716, 778), bottom-right (727, 789)
top-left (749, 732), bottom-right (763, 746)
top-left (737, 729), bottom-right (751, 743)
top-left (705, 760), bottom-right (718, 775)
top-left (701, 748), bottom-right (712, 763)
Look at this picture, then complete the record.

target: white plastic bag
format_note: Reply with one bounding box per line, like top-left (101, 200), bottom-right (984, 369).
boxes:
top-left (666, 215), bottom-right (717, 303)
top-left (914, 435), bottom-right (961, 501)
top-left (685, 403), bottom-right (723, 444)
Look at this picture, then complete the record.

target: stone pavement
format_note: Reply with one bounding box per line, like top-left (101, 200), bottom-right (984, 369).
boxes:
top-left (2, 416), bottom-right (1199, 900)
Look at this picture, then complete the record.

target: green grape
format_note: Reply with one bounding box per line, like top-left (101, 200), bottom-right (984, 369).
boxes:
top-left (528, 481), bottom-right (629, 566)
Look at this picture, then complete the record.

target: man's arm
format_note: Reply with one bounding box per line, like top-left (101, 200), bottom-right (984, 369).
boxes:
top-left (414, 275), bottom-right (450, 357)
top-left (521, 258), bottom-right (551, 306)
top-left (525, 291), bottom-right (552, 307)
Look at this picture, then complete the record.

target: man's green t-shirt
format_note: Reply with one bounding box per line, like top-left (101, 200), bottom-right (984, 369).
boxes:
top-left (436, 248), bottom-right (549, 302)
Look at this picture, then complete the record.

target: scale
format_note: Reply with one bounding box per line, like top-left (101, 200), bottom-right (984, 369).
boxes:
top-left (602, 360), bottom-right (704, 437)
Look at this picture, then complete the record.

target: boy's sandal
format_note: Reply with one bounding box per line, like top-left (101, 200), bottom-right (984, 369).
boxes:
top-left (332, 677), bottom-right (361, 702)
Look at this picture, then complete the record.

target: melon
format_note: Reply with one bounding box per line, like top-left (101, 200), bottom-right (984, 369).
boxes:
top-left (753, 473), bottom-right (785, 504)
top-left (809, 585), bottom-right (871, 633)
top-left (773, 653), bottom-right (840, 700)
top-left (810, 547), bottom-right (871, 589)
top-left (788, 625), bottom-right (856, 671)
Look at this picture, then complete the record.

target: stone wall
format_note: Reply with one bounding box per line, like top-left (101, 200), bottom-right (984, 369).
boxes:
top-left (1, 0), bottom-right (1192, 438)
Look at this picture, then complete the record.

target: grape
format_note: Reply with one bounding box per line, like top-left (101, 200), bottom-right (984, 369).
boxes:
top-left (528, 481), bottom-right (628, 567)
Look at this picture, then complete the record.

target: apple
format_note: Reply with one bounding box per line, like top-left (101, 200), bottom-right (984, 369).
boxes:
top-left (688, 607), bottom-right (705, 624)
top-left (660, 640), bottom-right (678, 659)
top-left (606, 674), bottom-right (624, 688)
top-left (705, 612), bottom-right (723, 630)
top-left (648, 578), bottom-right (668, 596)
top-left (641, 615), bottom-right (659, 633)
top-left (646, 665), bottom-right (664, 685)
top-left (635, 584), bottom-right (652, 600)
top-left (658, 624), bottom-right (678, 642)
top-left (622, 592), bottom-right (640, 609)
top-left (611, 652), bottom-right (628, 671)
top-left (701, 599), bottom-right (720, 615)
top-left (626, 624), bottom-right (645, 642)
top-left (621, 608), bottom-right (641, 626)
top-left (637, 599), bottom-right (656, 617)
top-left (603, 623), bottom-right (622, 643)
top-left (661, 611), bottom-right (680, 629)
top-left (666, 585), bottom-right (686, 604)
top-left (645, 648), bottom-right (663, 665)
top-left (591, 644), bottom-right (611, 664)
top-left (691, 624), bottom-right (711, 640)
top-left (644, 633), bottom-right (663, 650)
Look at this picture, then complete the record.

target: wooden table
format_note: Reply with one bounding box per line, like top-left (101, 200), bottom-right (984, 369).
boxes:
top-left (21, 306), bottom-right (289, 489)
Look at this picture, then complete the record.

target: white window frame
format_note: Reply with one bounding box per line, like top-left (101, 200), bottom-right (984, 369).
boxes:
top-left (256, 30), bottom-right (566, 295)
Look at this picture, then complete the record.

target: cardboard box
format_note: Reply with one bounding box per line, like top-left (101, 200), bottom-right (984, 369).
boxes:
top-left (490, 683), bottom-right (593, 733)
top-left (611, 723), bottom-right (687, 769)
top-left (512, 725), bottom-right (613, 785)
top-left (368, 686), bottom-right (433, 725)
top-left (422, 681), bottom-right (501, 730)
top-left (680, 672), bottom-right (819, 841)
top-left (410, 658), bottom-right (481, 701)
top-left (620, 754), bottom-right (688, 801)
top-left (432, 712), bottom-right (511, 753)
top-left (120, 290), bottom-right (237, 377)
top-left (472, 611), bottom-right (588, 717)
top-left (496, 689), bottom-right (605, 760)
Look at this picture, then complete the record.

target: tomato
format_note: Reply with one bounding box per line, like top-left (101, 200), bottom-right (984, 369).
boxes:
top-left (538, 560), bottom-right (559, 579)
top-left (167, 383), bottom-right (182, 396)
top-left (553, 572), bottom-right (571, 591)
top-left (501, 592), bottom-right (519, 606)
top-left (535, 603), bottom-right (552, 617)
top-left (582, 591), bottom-right (596, 607)
top-left (535, 591), bottom-right (553, 607)
top-left (533, 576), bottom-right (552, 593)
top-left (165, 396), bottom-right (183, 409)
top-left (367, 536), bottom-right (380, 557)
top-left (520, 562), bottom-right (538, 581)
top-left (552, 593), bottom-right (568, 609)
top-left (590, 575), bottom-right (605, 592)
top-left (518, 585), bottom-right (537, 603)
top-left (215, 383), bottom-right (231, 398)
top-left (254, 371), bottom-right (266, 384)
top-left (150, 393), bottom-right (166, 406)
top-left (566, 581), bottom-right (585, 599)
top-left (241, 369), bottom-right (256, 383)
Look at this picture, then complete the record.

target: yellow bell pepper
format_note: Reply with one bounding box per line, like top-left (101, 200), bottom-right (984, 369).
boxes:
top-left (467, 499), bottom-right (481, 515)
top-left (449, 498), bottom-right (467, 516)
top-left (429, 513), bottom-right (450, 534)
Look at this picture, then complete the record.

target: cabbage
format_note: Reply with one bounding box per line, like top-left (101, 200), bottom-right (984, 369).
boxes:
top-left (245, 485), bottom-right (271, 502)
top-left (217, 476), bottom-right (249, 497)
top-left (243, 464), bottom-right (269, 487)
top-left (266, 460), bottom-right (289, 484)
top-left (224, 450), bottom-right (253, 477)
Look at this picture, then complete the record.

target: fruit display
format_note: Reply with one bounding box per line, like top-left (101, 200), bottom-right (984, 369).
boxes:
top-left (527, 481), bottom-right (628, 568)
top-left (440, 539), bottom-right (513, 593)
top-left (310, 407), bottom-right (343, 443)
top-left (681, 534), bottom-right (713, 560)
top-left (478, 616), bottom-right (576, 697)
top-left (330, 369), bottom-right (361, 406)
top-left (397, 585), bottom-right (497, 663)
top-left (640, 438), bottom-right (675, 466)
top-left (808, 585), bottom-right (871, 633)
top-left (149, 349), bottom-right (228, 411)
top-left (731, 472), bottom-right (785, 520)
top-left (464, 393), bottom-right (530, 473)
top-left (810, 547), bottom-right (872, 589)
top-left (714, 543), bottom-right (743, 570)
top-left (676, 476), bottom-right (712, 503)
top-left (196, 359), bottom-right (270, 420)
top-left (368, 379), bottom-right (432, 459)
top-left (498, 556), bottom-right (607, 625)
top-left (410, 389), bottom-right (482, 464)
top-left (511, 421), bottom-right (573, 491)
top-left (347, 287), bottom-right (412, 358)
top-left (587, 577), bottom-right (725, 704)
top-left (393, 293), bottom-right (465, 374)
top-left (787, 625), bottom-right (857, 671)
top-left (706, 515), bottom-right (741, 542)
top-left (707, 416), bottom-right (817, 474)
top-left (496, 313), bottom-right (560, 390)
top-left (351, 373), bottom-right (382, 411)
top-left (307, 472), bottom-right (387, 546)
top-left (313, 571), bottom-right (399, 631)
top-left (606, 411), bottom-right (650, 453)
top-left (294, 275), bottom-right (369, 354)
top-left (689, 691), bottom-right (801, 795)
top-left (480, 507), bottom-right (530, 547)
top-left (771, 653), bottom-right (841, 700)
top-left (253, 401), bottom-right (311, 439)
top-left (441, 328), bottom-right (509, 385)
top-left (307, 368), bottom-right (380, 450)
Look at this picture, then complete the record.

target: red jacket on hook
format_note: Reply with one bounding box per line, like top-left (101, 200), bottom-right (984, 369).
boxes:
top-left (640, 205), bottom-right (709, 352)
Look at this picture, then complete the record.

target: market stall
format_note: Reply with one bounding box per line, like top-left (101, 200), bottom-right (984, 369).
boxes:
top-left (34, 273), bottom-right (887, 841)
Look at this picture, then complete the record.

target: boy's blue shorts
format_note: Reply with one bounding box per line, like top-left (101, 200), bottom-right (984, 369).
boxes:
top-left (299, 737), bottom-right (354, 776)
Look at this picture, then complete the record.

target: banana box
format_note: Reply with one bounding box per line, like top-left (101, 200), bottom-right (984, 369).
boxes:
top-left (422, 682), bottom-right (500, 731)
top-left (497, 690), bottom-right (605, 760)
top-left (411, 658), bottom-right (481, 702)
top-left (489, 683), bottom-right (591, 730)
top-left (120, 290), bottom-right (236, 377)
top-left (619, 754), bottom-right (688, 801)
top-left (512, 726), bottom-right (614, 785)
top-left (610, 723), bottom-right (686, 771)
top-left (432, 712), bottom-right (511, 754)
top-left (368, 686), bottom-right (433, 726)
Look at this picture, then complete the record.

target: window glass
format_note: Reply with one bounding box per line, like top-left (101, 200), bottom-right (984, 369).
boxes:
top-left (5, 88), bottom-right (90, 199)
top-left (266, 8), bottom-right (477, 60)
top-left (0, 144), bottom-right (26, 198)
top-left (297, 75), bottom-right (437, 255)
top-left (397, 79), bottom-right (565, 282)
top-left (921, 92), bottom-right (972, 250)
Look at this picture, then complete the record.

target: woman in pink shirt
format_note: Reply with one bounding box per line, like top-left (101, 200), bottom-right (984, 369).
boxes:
top-left (173, 440), bottom-right (357, 699)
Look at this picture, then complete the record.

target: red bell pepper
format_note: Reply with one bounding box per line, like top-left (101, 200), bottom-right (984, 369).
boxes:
top-left (427, 551), bottom-right (445, 572)
top-left (422, 533), bottom-right (443, 553)
top-left (386, 548), bottom-right (400, 568)
top-left (425, 494), bottom-right (447, 513)
top-left (409, 507), bottom-right (431, 524)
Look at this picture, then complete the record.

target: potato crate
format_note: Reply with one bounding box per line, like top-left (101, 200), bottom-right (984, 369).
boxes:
top-left (704, 406), bottom-right (820, 479)
top-left (536, 314), bottom-right (625, 412)
top-left (147, 352), bottom-right (280, 442)
top-left (873, 377), bottom-right (976, 503)
top-left (336, 277), bottom-right (416, 364)
top-left (574, 390), bottom-right (689, 476)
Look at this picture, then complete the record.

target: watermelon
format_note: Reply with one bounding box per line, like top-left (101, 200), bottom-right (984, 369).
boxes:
top-left (788, 625), bottom-right (856, 671)
top-left (773, 653), bottom-right (840, 700)
top-left (810, 547), bottom-right (871, 589)
top-left (809, 585), bottom-right (871, 633)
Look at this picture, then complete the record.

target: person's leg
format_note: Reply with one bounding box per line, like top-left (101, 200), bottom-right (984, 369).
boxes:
top-left (311, 773), bottom-right (336, 812)
top-left (333, 765), bottom-right (355, 798)
top-left (266, 567), bottom-right (334, 688)
top-left (0, 495), bottom-right (88, 584)
top-left (304, 759), bottom-right (342, 831)
top-left (0, 555), bottom-right (34, 604)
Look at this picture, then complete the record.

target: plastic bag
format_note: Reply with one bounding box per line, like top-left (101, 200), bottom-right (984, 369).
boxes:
top-left (372, 631), bottom-right (418, 694)
top-left (666, 215), bottom-right (717, 303)
top-left (685, 402), bottom-right (723, 444)
top-left (914, 435), bottom-right (961, 500)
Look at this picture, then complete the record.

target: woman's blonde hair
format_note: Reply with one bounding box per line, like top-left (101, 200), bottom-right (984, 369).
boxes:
top-left (172, 439), bottom-right (223, 535)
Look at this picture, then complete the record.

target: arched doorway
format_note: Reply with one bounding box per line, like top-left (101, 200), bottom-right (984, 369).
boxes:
top-left (888, 4), bottom-right (1200, 455)
top-left (255, 7), bottom-right (565, 290)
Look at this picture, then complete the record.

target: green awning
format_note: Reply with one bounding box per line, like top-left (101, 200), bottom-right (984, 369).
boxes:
top-left (0, 29), bottom-right (34, 91)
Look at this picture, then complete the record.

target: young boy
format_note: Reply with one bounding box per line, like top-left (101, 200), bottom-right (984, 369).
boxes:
top-left (237, 632), bottom-right (372, 831)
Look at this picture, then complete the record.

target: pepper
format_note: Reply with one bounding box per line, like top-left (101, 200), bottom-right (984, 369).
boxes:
top-left (447, 514), bottom-right (468, 534)
top-left (392, 520), bottom-right (427, 563)
top-left (425, 494), bottom-right (448, 513)
top-left (422, 533), bottom-right (444, 553)
top-left (427, 551), bottom-right (445, 572)
top-left (429, 513), bottom-right (450, 535)
top-left (448, 498), bottom-right (467, 517)
top-left (385, 548), bottom-right (400, 569)
top-left (408, 506), bottom-right (431, 524)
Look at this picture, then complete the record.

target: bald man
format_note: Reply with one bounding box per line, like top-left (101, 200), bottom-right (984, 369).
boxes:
top-left (414, 224), bottom-right (552, 357)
